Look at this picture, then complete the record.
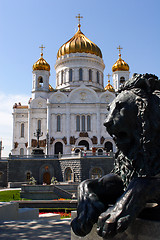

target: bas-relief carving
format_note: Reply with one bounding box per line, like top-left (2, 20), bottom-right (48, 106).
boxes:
top-left (91, 136), bottom-right (97, 144)
top-left (69, 87), bottom-right (98, 104)
top-left (70, 136), bottom-right (76, 144)
top-left (31, 139), bottom-right (46, 148)
top-left (30, 97), bottom-right (47, 108)
top-left (71, 73), bottom-right (160, 239)
top-left (49, 92), bottom-right (67, 104)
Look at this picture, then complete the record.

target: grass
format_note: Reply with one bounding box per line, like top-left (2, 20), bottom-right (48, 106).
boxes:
top-left (0, 190), bottom-right (29, 202)
top-left (0, 191), bottom-right (76, 218)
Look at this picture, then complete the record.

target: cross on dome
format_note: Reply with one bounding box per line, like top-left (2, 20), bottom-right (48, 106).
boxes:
top-left (117, 45), bottom-right (123, 57)
top-left (39, 44), bottom-right (45, 57)
top-left (76, 14), bottom-right (83, 30)
top-left (107, 73), bottom-right (111, 80)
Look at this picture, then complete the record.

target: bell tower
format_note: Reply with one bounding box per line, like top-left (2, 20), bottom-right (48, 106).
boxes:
top-left (32, 45), bottom-right (50, 99)
top-left (112, 46), bottom-right (130, 91)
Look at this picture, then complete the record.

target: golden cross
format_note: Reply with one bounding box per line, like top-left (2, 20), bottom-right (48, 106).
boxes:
top-left (39, 44), bottom-right (45, 55)
top-left (107, 73), bottom-right (111, 80)
top-left (117, 45), bottom-right (123, 55)
top-left (76, 13), bottom-right (83, 25)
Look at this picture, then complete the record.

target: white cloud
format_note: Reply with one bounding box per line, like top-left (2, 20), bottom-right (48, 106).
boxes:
top-left (0, 92), bottom-right (30, 157)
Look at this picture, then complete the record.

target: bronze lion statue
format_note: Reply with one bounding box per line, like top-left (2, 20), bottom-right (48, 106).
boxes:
top-left (71, 73), bottom-right (160, 239)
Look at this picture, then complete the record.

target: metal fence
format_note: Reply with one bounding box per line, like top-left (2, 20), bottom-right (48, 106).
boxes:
top-left (6, 152), bottom-right (114, 160)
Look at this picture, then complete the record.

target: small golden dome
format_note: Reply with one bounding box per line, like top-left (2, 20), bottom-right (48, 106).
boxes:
top-left (104, 80), bottom-right (115, 92)
top-left (112, 54), bottom-right (129, 72)
top-left (49, 84), bottom-right (54, 92)
top-left (57, 24), bottom-right (102, 59)
top-left (33, 53), bottom-right (50, 71)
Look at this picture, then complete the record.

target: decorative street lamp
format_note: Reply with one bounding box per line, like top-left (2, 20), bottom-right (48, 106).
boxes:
top-left (34, 129), bottom-right (43, 148)
top-left (46, 130), bottom-right (49, 155)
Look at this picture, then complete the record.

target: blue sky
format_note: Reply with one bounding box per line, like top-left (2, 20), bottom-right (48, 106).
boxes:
top-left (0, 0), bottom-right (160, 156)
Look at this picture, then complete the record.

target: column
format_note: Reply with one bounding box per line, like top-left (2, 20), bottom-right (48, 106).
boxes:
top-left (12, 112), bottom-right (15, 150)
top-left (27, 108), bottom-right (32, 155)
top-left (96, 104), bottom-right (101, 144)
top-left (47, 102), bottom-right (51, 155)
top-left (66, 104), bottom-right (70, 145)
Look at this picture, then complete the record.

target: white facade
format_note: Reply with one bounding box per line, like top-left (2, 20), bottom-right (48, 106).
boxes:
top-left (12, 27), bottom-right (130, 156)
top-left (112, 70), bottom-right (130, 91)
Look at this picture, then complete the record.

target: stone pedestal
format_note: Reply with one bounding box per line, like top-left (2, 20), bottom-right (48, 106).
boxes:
top-left (71, 211), bottom-right (160, 240)
top-left (31, 148), bottom-right (44, 157)
top-left (0, 202), bottom-right (19, 221)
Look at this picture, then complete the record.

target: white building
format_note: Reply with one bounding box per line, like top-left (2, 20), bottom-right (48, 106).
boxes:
top-left (11, 22), bottom-right (129, 156)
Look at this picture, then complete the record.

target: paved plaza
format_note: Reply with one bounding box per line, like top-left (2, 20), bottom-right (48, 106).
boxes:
top-left (0, 218), bottom-right (71, 239)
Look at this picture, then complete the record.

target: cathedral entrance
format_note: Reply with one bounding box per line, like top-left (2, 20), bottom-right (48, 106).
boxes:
top-left (43, 172), bottom-right (51, 185)
top-left (64, 167), bottom-right (73, 182)
top-left (104, 141), bottom-right (113, 152)
top-left (78, 140), bottom-right (89, 150)
top-left (54, 142), bottom-right (63, 155)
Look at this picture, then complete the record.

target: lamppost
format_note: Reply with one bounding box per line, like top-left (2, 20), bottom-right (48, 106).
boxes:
top-left (0, 141), bottom-right (4, 159)
top-left (34, 129), bottom-right (43, 148)
top-left (46, 130), bottom-right (49, 155)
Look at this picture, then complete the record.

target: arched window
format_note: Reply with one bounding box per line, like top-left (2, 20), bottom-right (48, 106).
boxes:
top-left (82, 115), bottom-right (85, 132)
top-left (54, 142), bottom-right (63, 155)
top-left (97, 71), bottom-right (100, 83)
top-left (78, 140), bottom-right (89, 150)
top-left (20, 148), bottom-right (24, 156)
top-left (120, 76), bottom-right (125, 84)
top-left (75, 148), bottom-right (80, 153)
top-left (26, 172), bottom-right (31, 181)
top-left (91, 168), bottom-right (102, 179)
top-left (21, 123), bottom-right (24, 137)
top-left (97, 149), bottom-right (103, 155)
top-left (76, 115), bottom-right (80, 131)
top-left (79, 68), bottom-right (83, 81)
top-left (65, 167), bottom-right (73, 182)
top-left (89, 69), bottom-right (92, 82)
top-left (61, 70), bottom-right (64, 84)
top-left (87, 115), bottom-right (91, 131)
top-left (38, 120), bottom-right (41, 130)
top-left (57, 115), bottom-right (61, 132)
top-left (38, 76), bottom-right (43, 88)
top-left (69, 69), bottom-right (72, 82)
top-left (104, 141), bottom-right (113, 152)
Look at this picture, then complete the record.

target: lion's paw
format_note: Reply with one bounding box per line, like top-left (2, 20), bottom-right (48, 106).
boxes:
top-left (97, 209), bottom-right (131, 239)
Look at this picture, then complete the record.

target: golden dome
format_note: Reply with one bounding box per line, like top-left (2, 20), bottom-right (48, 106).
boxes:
top-left (49, 84), bottom-right (54, 92)
top-left (57, 24), bottom-right (102, 59)
top-left (104, 80), bottom-right (115, 92)
top-left (112, 53), bottom-right (129, 72)
top-left (33, 53), bottom-right (50, 71)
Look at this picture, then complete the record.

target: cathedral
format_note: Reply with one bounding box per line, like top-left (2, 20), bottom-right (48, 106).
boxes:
top-left (11, 16), bottom-right (130, 158)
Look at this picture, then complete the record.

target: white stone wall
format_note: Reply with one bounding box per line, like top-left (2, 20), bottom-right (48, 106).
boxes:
top-left (12, 85), bottom-right (115, 156)
top-left (12, 108), bottom-right (28, 155)
top-left (55, 53), bottom-right (105, 90)
top-left (112, 70), bottom-right (130, 91)
top-left (32, 70), bottom-right (50, 99)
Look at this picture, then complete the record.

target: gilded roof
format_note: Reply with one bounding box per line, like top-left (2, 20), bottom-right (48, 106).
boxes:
top-left (33, 53), bottom-right (50, 71)
top-left (112, 54), bottom-right (129, 72)
top-left (57, 24), bottom-right (102, 59)
top-left (104, 80), bottom-right (115, 92)
top-left (49, 84), bottom-right (54, 92)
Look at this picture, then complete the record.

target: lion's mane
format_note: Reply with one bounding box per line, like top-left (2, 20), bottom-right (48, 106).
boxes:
top-left (112, 73), bottom-right (160, 188)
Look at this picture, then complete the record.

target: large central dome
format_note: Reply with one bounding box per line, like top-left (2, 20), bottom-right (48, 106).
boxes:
top-left (57, 24), bottom-right (102, 59)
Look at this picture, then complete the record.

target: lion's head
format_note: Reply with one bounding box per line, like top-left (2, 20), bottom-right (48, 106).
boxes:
top-left (104, 73), bottom-right (160, 187)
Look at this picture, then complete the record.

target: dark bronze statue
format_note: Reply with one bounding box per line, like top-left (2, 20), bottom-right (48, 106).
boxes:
top-left (71, 73), bottom-right (160, 239)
